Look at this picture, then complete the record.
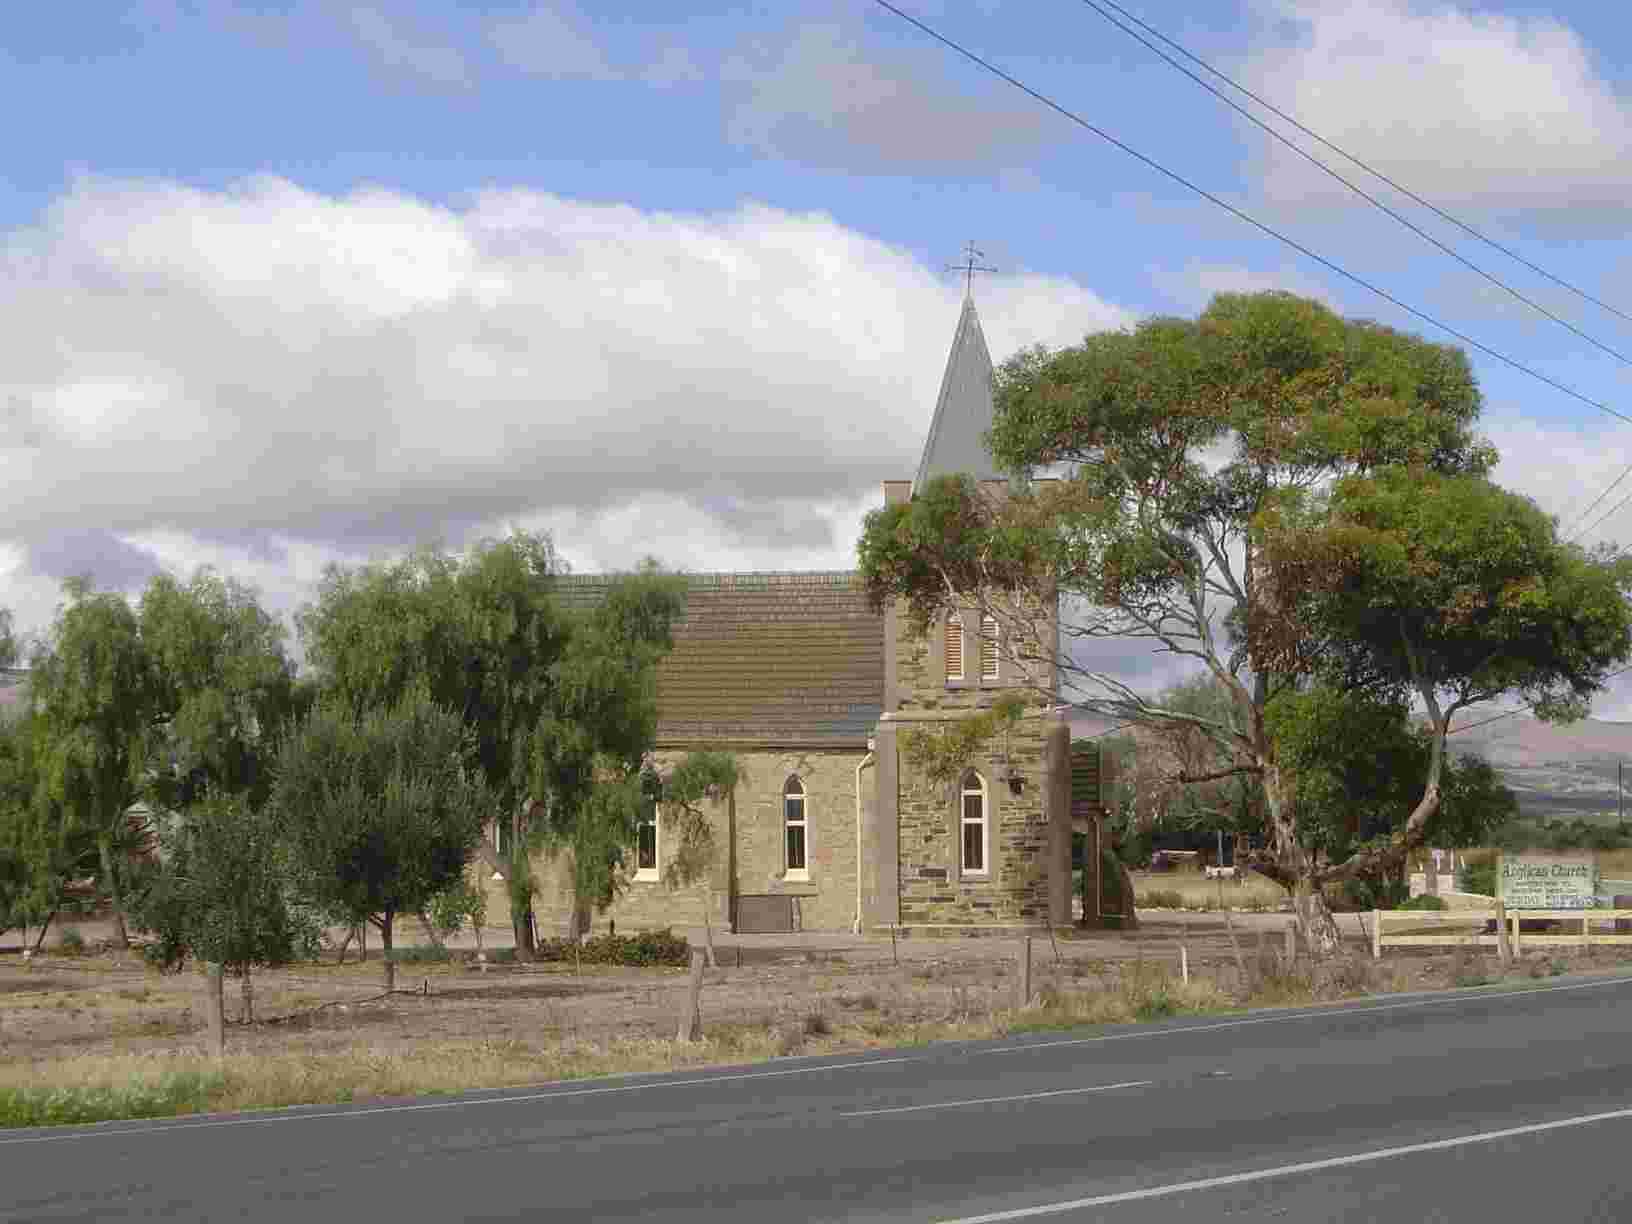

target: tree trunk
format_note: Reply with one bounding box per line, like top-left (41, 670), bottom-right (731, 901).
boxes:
top-left (1117, 860), bottom-right (1139, 931)
top-left (700, 881), bottom-right (719, 969)
top-left (510, 848), bottom-right (536, 961)
top-left (29, 910), bottom-right (57, 954)
top-left (1292, 881), bottom-right (1341, 959)
top-left (379, 913), bottom-right (396, 995)
top-left (97, 835), bottom-right (130, 949)
top-left (1259, 763), bottom-right (1341, 957)
top-left (418, 909), bottom-right (441, 948)
top-left (240, 967), bottom-right (255, 1024)
top-left (204, 962), bottom-right (225, 1057)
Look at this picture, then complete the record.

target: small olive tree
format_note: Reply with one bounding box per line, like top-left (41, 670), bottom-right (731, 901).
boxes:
top-left (135, 793), bottom-right (314, 1023)
top-left (273, 694), bottom-right (490, 993)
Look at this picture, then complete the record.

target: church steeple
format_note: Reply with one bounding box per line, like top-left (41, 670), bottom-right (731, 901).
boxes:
top-left (913, 291), bottom-right (1002, 495)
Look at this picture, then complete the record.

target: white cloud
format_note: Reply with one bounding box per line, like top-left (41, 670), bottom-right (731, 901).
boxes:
top-left (1243, 0), bottom-right (1632, 218)
top-left (723, 21), bottom-right (1061, 173)
top-left (0, 176), bottom-right (1132, 644)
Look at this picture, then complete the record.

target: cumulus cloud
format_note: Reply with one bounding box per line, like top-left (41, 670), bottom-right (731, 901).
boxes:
top-left (0, 175), bottom-right (1131, 643)
top-left (1242, 0), bottom-right (1632, 220)
top-left (723, 21), bottom-right (1061, 173)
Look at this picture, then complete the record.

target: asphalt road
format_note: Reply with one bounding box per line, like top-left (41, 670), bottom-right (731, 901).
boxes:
top-left (6, 975), bottom-right (1632, 1223)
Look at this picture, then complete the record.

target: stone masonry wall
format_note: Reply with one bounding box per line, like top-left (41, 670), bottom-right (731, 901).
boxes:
top-left (489, 747), bottom-right (870, 937)
top-left (888, 504), bottom-right (1063, 927)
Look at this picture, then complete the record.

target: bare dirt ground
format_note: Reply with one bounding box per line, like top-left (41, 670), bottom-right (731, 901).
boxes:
top-left (6, 909), bottom-right (1629, 1077)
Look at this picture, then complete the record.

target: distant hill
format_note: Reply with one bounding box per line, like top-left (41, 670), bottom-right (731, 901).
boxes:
top-left (1441, 712), bottom-right (1632, 820)
top-left (1070, 709), bottom-right (1632, 822)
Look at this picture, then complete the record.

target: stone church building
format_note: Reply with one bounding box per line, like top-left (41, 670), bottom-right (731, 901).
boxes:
top-left (485, 294), bottom-right (1106, 937)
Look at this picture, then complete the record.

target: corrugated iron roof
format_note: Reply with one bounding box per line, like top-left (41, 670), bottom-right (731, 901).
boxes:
top-left (551, 572), bottom-right (883, 747)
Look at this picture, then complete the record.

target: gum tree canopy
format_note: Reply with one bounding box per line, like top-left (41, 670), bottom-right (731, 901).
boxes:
top-left (1258, 465), bottom-right (1632, 882)
top-left (857, 291), bottom-right (1558, 953)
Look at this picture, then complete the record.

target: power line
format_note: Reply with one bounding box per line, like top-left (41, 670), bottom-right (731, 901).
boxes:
top-left (1057, 0), bottom-right (1632, 548)
top-left (1446, 663), bottom-right (1632, 737)
top-left (870, 0), bottom-right (1632, 431)
top-left (1079, 0), bottom-right (1632, 331)
top-left (1065, 0), bottom-right (1632, 549)
top-left (1564, 462), bottom-right (1632, 541)
top-left (1075, 0), bottom-right (1632, 373)
top-left (1573, 482), bottom-right (1632, 546)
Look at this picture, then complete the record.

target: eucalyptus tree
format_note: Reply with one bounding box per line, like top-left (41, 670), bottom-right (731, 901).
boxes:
top-left (1257, 466), bottom-right (1631, 889)
top-left (858, 291), bottom-right (1498, 951)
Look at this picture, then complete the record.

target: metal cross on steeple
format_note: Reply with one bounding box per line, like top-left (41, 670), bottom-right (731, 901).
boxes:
top-left (947, 240), bottom-right (997, 298)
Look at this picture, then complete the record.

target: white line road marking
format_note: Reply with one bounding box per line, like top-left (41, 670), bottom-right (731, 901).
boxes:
top-left (0, 1056), bottom-right (923, 1146)
top-left (977, 974), bottom-right (1632, 1057)
top-left (935, 1105), bottom-right (1632, 1222)
top-left (840, 1081), bottom-right (1152, 1118)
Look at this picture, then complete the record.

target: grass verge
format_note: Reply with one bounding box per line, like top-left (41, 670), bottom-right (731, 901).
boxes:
top-left (1, 954), bottom-right (1609, 1131)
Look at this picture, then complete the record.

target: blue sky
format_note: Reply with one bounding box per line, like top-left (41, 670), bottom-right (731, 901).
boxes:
top-left (6, 0), bottom-right (1632, 710)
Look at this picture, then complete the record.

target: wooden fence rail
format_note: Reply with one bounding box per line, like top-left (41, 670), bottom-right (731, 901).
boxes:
top-left (1371, 905), bottom-right (1632, 959)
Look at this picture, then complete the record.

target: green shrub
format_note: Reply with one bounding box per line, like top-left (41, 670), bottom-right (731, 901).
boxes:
top-left (1457, 860), bottom-right (1497, 897)
top-left (0, 1070), bottom-right (223, 1128)
top-left (1132, 986), bottom-right (1178, 1021)
top-left (483, 947), bottom-right (517, 964)
top-left (1398, 895), bottom-right (1448, 912)
top-left (1340, 874), bottom-right (1410, 912)
top-left (57, 927), bottom-right (85, 955)
top-left (534, 929), bottom-right (690, 968)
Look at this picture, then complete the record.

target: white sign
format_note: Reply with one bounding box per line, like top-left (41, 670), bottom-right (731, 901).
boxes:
top-left (1499, 851), bottom-right (1599, 910)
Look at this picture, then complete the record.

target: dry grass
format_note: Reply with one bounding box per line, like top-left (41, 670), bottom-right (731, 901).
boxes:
top-left (1131, 873), bottom-right (1288, 912)
top-left (6, 926), bottom-right (1631, 1129)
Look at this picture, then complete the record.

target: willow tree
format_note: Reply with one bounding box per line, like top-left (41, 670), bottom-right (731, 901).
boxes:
top-left (139, 569), bottom-right (297, 814)
top-left (28, 578), bottom-right (160, 948)
top-left (296, 532), bottom-right (571, 956)
top-left (296, 536), bottom-right (688, 958)
top-left (858, 291), bottom-right (1495, 953)
top-left (528, 563), bottom-right (691, 942)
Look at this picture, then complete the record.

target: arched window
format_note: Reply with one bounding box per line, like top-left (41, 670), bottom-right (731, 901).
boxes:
top-left (635, 797), bottom-right (659, 880)
top-left (960, 770), bottom-right (988, 876)
top-left (945, 613), bottom-right (965, 681)
top-left (980, 613), bottom-right (999, 680)
top-left (784, 775), bottom-right (808, 878)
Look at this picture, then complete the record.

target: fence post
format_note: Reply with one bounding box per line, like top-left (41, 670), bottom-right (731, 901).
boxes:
top-left (1284, 921), bottom-right (1297, 971)
top-left (205, 962), bottom-right (225, 1058)
top-left (1511, 909), bottom-right (1522, 958)
top-left (1495, 900), bottom-right (1511, 968)
top-left (676, 948), bottom-right (705, 1042)
top-left (1015, 936), bottom-right (1032, 1010)
top-left (1370, 910), bottom-right (1382, 960)
top-left (1178, 914), bottom-right (1189, 985)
